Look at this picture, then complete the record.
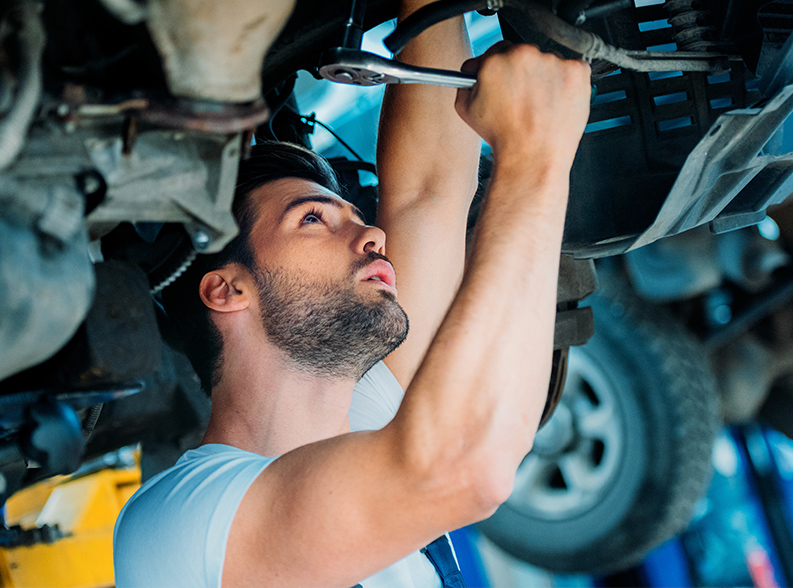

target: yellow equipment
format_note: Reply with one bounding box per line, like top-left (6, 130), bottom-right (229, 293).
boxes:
top-left (0, 465), bottom-right (140, 588)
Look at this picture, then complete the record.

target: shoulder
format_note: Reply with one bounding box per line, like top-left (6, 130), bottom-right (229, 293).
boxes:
top-left (114, 445), bottom-right (276, 588)
top-left (350, 361), bottom-right (405, 432)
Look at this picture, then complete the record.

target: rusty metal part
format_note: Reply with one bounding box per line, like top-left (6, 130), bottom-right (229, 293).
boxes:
top-left (138, 99), bottom-right (271, 134)
top-left (75, 99), bottom-right (149, 117)
top-left (144, 0), bottom-right (296, 103)
top-left (68, 97), bottom-right (269, 134)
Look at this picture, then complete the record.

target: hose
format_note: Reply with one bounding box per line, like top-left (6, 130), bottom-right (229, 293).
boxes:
top-left (519, 3), bottom-right (725, 71)
top-left (0, 2), bottom-right (45, 171)
top-left (385, 0), bottom-right (502, 54)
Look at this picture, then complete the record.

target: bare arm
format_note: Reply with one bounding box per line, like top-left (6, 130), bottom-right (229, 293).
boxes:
top-left (224, 46), bottom-right (591, 588)
top-left (377, 2), bottom-right (481, 388)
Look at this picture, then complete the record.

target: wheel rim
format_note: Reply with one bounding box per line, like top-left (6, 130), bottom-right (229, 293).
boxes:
top-left (507, 347), bottom-right (625, 520)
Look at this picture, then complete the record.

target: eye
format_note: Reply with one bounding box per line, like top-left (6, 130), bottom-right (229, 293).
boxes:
top-left (300, 208), bottom-right (325, 225)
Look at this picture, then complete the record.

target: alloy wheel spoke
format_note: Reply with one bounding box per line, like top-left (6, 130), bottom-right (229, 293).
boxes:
top-left (577, 403), bottom-right (615, 438)
top-left (558, 453), bottom-right (599, 493)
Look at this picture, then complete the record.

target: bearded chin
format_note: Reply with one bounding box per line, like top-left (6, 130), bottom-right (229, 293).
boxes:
top-left (255, 268), bottom-right (409, 380)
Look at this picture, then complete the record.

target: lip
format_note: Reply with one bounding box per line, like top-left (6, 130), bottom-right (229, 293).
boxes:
top-left (360, 259), bottom-right (397, 291)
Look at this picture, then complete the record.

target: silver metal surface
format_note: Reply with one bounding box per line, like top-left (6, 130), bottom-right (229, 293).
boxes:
top-left (0, 118), bottom-right (242, 381)
top-left (85, 130), bottom-right (241, 253)
top-left (319, 48), bottom-right (477, 88)
top-left (630, 84), bottom-right (793, 251)
top-left (0, 179), bottom-right (94, 381)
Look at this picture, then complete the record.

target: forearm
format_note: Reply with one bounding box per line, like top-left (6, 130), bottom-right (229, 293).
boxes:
top-left (376, 2), bottom-right (483, 387)
top-left (392, 159), bottom-right (569, 498)
top-left (376, 3), bottom-right (480, 207)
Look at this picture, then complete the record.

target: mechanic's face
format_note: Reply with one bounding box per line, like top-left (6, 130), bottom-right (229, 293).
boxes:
top-left (245, 178), bottom-right (408, 379)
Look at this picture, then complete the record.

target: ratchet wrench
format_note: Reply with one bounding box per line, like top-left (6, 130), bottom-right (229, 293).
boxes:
top-left (318, 47), bottom-right (477, 88)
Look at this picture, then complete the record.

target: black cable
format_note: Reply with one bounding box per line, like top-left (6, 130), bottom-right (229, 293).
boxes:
top-left (264, 75), bottom-right (298, 142)
top-left (301, 113), bottom-right (365, 161)
top-left (384, 0), bottom-right (497, 54)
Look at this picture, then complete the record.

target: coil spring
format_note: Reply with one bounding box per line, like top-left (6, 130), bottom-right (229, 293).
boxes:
top-left (149, 248), bottom-right (197, 294)
top-left (665, 0), bottom-right (719, 52)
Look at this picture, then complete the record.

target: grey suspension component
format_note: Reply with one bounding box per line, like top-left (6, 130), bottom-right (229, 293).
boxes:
top-left (323, 0), bottom-right (729, 90)
top-left (0, 179), bottom-right (95, 381)
top-left (0, 2), bottom-right (45, 170)
top-left (506, 2), bottom-right (728, 73)
top-left (382, 0), bottom-right (728, 73)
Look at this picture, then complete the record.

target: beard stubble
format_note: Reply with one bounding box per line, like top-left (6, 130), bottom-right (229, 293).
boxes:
top-left (252, 253), bottom-right (409, 380)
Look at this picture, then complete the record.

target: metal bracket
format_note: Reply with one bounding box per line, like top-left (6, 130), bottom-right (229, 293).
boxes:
top-left (554, 255), bottom-right (598, 349)
top-left (85, 131), bottom-right (240, 253)
top-left (630, 84), bottom-right (793, 251)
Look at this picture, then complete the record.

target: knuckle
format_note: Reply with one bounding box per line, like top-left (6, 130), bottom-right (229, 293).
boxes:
top-left (573, 59), bottom-right (591, 77)
top-left (514, 43), bottom-right (539, 61)
top-left (477, 58), bottom-right (498, 80)
top-left (562, 59), bottom-right (590, 84)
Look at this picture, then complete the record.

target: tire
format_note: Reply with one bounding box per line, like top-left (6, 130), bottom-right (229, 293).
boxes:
top-left (477, 283), bottom-right (720, 575)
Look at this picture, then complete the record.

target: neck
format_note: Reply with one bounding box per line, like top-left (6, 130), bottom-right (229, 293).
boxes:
top-left (201, 333), bottom-right (356, 457)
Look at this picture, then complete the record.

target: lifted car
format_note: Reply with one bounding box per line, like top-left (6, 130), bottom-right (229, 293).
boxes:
top-left (2, 0), bottom-right (793, 574)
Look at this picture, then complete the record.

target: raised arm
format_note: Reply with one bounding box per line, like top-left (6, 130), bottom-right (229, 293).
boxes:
top-left (224, 46), bottom-right (591, 588)
top-left (376, 1), bottom-right (481, 388)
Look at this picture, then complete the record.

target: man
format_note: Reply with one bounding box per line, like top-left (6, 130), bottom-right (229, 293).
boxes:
top-left (113, 2), bottom-right (591, 586)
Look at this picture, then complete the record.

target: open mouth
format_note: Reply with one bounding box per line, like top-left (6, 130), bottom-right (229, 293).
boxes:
top-left (360, 259), bottom-right (397, 291)
top-left (365, 275), bottom-right (396, 290)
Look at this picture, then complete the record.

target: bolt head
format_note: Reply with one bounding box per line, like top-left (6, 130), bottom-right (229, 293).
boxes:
top-left (334, 70), bottom-right (355, 83)
top-left (193, 230), bottom-right (211, 249)
top-left (83, 175), bottom-right (101, 194)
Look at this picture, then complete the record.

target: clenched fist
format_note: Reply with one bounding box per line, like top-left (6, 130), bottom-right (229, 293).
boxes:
top-left (455, 43), bottom-right (591, 174)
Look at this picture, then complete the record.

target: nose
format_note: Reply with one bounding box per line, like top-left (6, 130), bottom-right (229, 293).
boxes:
top-left (351, 224), bottom-right (386, 255)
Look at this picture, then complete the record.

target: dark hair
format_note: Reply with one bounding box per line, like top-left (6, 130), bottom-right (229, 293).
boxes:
top-left (161, 141), bottom-right (341, 395)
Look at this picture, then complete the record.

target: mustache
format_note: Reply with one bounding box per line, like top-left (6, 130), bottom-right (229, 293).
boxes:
top-left (351, 251), bottom-right (394, 274)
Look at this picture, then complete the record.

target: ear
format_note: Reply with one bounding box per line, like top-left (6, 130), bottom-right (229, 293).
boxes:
top-left (199, 266), bottom-right (252, 313)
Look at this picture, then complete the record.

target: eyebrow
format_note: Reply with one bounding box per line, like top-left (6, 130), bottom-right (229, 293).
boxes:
top-left (280, 195), bottom-right (367, 225)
